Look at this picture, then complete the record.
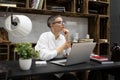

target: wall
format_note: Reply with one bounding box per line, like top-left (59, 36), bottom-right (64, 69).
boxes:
top-left (0, 12), bottom-right (88, 43)
top-left (110, 0), bottom-right (120, 46)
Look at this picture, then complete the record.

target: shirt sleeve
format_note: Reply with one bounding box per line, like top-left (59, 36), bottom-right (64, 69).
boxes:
top-left (35, 34), bottom-right (57, 61)
top-left (65, 47), bottom-right (71, 56)
top-left (62, 47), bottom-right (71, 56)
top-left (57, 34), bottom-right (71, 56)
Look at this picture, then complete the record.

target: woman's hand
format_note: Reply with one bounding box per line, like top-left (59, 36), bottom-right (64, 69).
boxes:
top-left (64, 41), bottom-right (71, 49)
top-left (62, 28), bottom-right (69, 41)
top-left (56, 41), bottom-right (71, 55)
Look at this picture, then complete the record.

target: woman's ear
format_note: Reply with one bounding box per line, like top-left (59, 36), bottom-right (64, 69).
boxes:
top-left (50, 23), bottom-right (53, 28)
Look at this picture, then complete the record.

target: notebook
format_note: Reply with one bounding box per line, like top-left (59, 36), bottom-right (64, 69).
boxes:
top-left (50, 42), bottom-right (96, 66)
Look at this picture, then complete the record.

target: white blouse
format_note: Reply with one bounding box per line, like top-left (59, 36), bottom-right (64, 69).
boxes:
top-left (35, 31), bottom-right (71, 60)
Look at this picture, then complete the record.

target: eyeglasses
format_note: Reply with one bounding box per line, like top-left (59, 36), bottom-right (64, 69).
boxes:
top-left (52, 21), bottom-right (65, 25)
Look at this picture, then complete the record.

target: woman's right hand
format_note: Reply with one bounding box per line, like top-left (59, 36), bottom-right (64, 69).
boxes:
top-left (62, 28), bottom-right (69, 41)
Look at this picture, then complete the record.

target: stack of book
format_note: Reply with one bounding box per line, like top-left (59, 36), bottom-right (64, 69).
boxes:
top-left (99, 39), bottom-right (108, 43)
top-left (79, 39), bottom-right (94, 43)
top-left (90, 54), bottom-right (114, 64)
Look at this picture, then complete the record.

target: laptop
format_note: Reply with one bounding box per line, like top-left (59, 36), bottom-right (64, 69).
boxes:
top-left (50, 42), bottom-right (96, 66)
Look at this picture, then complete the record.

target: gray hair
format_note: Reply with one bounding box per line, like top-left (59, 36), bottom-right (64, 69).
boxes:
top-left (47, 15), bottom-right (62, 28)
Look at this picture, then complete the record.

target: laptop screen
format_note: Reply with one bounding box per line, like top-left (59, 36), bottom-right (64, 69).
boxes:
top-left (50, 42), bottom-right (96, 66)
top-left (66, 42), bottom-right (96, 65)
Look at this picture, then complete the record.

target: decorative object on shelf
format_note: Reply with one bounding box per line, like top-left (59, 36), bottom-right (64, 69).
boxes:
top-left (72, 33), bottom-right (79, 43)
top-left (14, 42), bottom-right (39, 70)
top-left (86, 34), bottom-right (90, 39)
top-left (0, 27), bottom-right (9, 43)
top-left (4, 15), bottom-right (32, 37)
top-left (111, 43), bottom-right (120, 61)
top-left (76, 0), bottom-right (83, 12)
top-left (99, 39), bottom-right (108, 43)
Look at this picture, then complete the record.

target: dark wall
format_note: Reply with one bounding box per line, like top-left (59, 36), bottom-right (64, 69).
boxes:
top-left (110, 0), bottom-right (120, 46)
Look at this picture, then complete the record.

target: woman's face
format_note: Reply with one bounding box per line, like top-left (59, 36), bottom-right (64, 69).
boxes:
top-left (51, 17), bottom-right (65, 33)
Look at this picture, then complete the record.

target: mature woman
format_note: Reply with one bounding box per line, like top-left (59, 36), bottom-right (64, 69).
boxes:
top-left (35, 15), bottom-right (77, 80)
top-left (35, 15), bottom-right (71, 61)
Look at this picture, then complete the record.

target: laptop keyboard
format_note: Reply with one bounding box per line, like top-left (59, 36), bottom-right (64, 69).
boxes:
top-left (50, 59), bottom-right (67, 64)
top-left (60, 61), bottom-right (67, 64)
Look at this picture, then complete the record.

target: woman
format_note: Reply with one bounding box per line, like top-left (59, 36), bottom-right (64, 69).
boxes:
top-left (35, 15), bottom-right (71, 61)
top-left (35, 15), bottom-right (77, 80)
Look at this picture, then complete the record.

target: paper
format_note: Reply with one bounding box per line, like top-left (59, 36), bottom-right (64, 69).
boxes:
top-left (35, 61), bottom-right (47, 65)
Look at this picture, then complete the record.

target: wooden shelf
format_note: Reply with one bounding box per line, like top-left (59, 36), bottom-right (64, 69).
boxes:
top-left (0, 0), bottom-right (110, 58)
top-left (0, 6), bottom-right (97, 18)
top-left (0, 42), bottom-right (10, 61)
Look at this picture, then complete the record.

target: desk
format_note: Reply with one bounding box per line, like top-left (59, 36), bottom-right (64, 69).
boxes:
top-left (1, 61), bottom-right (120, 79)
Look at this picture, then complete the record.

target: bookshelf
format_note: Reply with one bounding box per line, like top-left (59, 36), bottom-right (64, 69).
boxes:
top-left (0, 42), bottom-right (10, 61)
top-left (0, 27), bottom-right (10, 61)
top-left (0, 0), bottom-right (110, 56)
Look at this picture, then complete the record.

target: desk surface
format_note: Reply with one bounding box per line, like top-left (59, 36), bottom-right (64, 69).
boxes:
top-left (1, 60), bottom-right (120, 78)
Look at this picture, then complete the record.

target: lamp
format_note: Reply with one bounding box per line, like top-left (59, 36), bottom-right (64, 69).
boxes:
top-left (4, 14), bottom-right (32, 37)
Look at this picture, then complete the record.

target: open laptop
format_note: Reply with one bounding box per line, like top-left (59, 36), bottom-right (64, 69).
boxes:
top-left (50, 42), bottom-right (96, 66)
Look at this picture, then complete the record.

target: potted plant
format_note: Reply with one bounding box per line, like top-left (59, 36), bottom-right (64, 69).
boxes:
top-left (14, 42), bottom-right (39, 70)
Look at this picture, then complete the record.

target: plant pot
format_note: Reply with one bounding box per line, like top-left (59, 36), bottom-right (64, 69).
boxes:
top-left (19, 58), bottom-right (32, 70)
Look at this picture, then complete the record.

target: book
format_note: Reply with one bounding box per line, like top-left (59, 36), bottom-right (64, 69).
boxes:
top-left (91, 59), bottom-right (114, 64)
top-left (32, 0), bottom-right (37, 9)
top-left (34, 0), bottom-right (40, 9)
top-left (90, 55), bottom-right (108, 61)
top-left (38, 0), bottom-right (43, 10)
top-left (90, 55), bottom-right (114, 64)
top-left (49, 6), bottom-right (66, 12)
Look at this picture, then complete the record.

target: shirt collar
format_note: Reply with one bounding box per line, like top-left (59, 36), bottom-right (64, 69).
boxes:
top-left (49, 31), bottom-right (62, 40)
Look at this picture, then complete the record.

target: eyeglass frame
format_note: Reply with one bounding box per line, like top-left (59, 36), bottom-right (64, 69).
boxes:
top-left (52, 21), bottom-right (65, 25)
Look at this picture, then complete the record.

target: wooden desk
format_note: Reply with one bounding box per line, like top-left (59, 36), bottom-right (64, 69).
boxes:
top-left (0, 60), bottom-right (120, 79)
